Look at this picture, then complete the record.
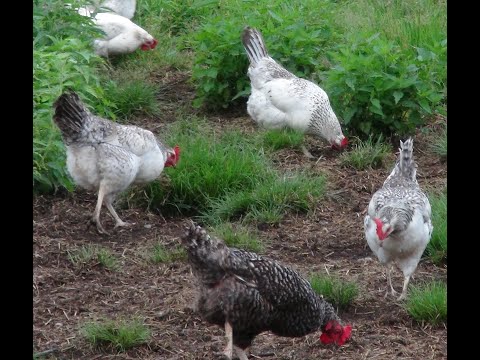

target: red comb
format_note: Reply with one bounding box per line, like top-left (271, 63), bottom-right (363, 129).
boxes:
top-left (338, 325), bottom-right (352, 345)
top-left (341, 137), bottom-right (348, 147)
top-left (373, 218), bottom-right (385, 240)
top-left (319, 322), bottom-right (352, 345)
top-left (151, 39), bottom-right (158, 49)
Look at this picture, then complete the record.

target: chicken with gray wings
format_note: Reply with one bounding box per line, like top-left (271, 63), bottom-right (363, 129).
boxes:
top-left (53, 91), bottom-right (180, 235)
top-left (364, 138), bottom-right (432, 300)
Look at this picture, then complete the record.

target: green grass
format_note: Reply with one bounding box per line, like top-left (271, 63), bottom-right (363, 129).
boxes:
top-left (404, 281), bottom-right (447, 325)
top-left (81, 317), bottom-right (150, 351)
top-left (134, 116), bottom-right (272, 214)
top-left (340, 136), bottom-right (391, 170)
top-left (430, 125), bottom-right (447, 159)
top-left (426, 190), bottom-right (447, 264)
top-left (67, 245), bottom-right (97, 266)
top-left (68, 245), bottom-right (120, 271)
top-left (203, 172), bottom-right (327, 225)
top-left (262, 128), bottom-right (304, 151)
top-left (96, 248), bottom-right (120, 271)
top-left (129, 116), bottom-right (326, 224)
top-left (211, 223), bottom-right (264, 252)
top-left (333, 0), bottom-right (446, 49)
top-left (109, 0), bottom-right (197, 73)
top-left (103, 80), bottom-right (160, 119)
top-left (309, 273), bottom-right (359, 310)
top-left (149, 244), bottom-right (186, 264)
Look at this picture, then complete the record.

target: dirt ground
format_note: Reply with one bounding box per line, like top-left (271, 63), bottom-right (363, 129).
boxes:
top-left (33, 73), bottom-right (447, 359)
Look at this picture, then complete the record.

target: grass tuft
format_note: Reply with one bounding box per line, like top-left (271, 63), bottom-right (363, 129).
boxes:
top-left (68, 245), bottom-right (120, 271)
top-left (81, 317), bottom-right (150, 351)
top-left (309, 273), bottom-right (359, 310)
top-left (404, 281), bottom-right (447, 325)
top-left (211, 223), bottom-right (264, 252)
top-left (149, 244), bottom-right (186, 264)
top-left (340, 136), bottom-right (391, 170)
top-left (262, 128), bottom-right (304, 151)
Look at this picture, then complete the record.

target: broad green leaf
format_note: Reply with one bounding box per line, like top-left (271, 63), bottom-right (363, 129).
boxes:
top-left (393, 91), bottom-right (404, 104)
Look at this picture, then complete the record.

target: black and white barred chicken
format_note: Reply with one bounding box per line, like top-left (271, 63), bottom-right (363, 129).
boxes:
top-left (53, 91), bottom-right (180, 235)
top-left (241, 27), bottom-right (348, 158)
top-left (364, 138), bottom-right (433, 300)
top-left (182, 223), bottom-right (352, 360)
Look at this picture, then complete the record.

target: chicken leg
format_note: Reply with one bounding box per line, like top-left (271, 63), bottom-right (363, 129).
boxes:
top-left (105, 194), bottom-right (134, 228)
top-left (397, 275), bottom-right (411, 301)
top-left (92, 185), bottom-right (110, 235)
top-left (301, 144), bottom-right (315, 159)
top-left (385, 264), bottom-right (399, 298)
top-left (234, 345), bottom-right (249, 360)
top-left (223, 321), bottom-right (233, 359)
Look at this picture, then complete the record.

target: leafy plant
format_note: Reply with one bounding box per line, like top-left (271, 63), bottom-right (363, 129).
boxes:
top-left (33, 0), bottom-right (113, 193)
top-left (190, 1), bottom-right (338, 110)
top-left (323, 33), bottom-right (446, 137)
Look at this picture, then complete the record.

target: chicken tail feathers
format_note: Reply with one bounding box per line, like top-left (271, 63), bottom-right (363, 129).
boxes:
top-left (242, 26), bottom-right (269, 66)
top-left (53, 91), bottom-right (89, 142)
top-left (398, 138), bottom-right (417, 181)
top-left (181, 222), bottom-right (232, 278)
top-left (182, 222), bottom-right (223, 258)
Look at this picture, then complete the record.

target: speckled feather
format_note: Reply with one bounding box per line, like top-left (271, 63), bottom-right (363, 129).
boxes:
top-left (364, 138), bottom-right (433, 296)
top-left (367, 138), bottom-right (430, 223)
top-left (53, 91), bottom-right (174, 192)
top-left (241, 27), bottom-right (346, 146)
top-left (182, 224), bottom-right (342, 349)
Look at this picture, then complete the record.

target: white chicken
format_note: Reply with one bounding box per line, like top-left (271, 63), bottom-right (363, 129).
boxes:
top-left (78, 9), bottom-right (157, 57)
top-left (53, 91), bottom-right (180, 235)
top-left (241, 27), bottom-right (348, 158)
top-left (79, 0), bottom-right (137, 19)
top-left (364, 138), bottom-right (432, 300)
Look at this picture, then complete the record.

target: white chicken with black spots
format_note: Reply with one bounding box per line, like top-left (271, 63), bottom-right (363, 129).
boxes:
top-left (241, 26), bottom-right (348, 158)
top-left (364, 138), bottom-right (432, 300)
